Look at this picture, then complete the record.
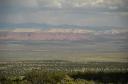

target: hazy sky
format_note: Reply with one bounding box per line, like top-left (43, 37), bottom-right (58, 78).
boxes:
top-left (0, 0), bottom-right (128, 28)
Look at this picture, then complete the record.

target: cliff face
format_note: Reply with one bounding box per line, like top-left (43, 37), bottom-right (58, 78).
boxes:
top-left (0, 28), bottom-right (94, 41)
top-left (0, 28), bottom-right (127, 41)
top-left (0, 32), bottom-right (90, 41)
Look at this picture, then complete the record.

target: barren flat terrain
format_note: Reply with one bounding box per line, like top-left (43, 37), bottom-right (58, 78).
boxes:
top-left (0, 40), bottom-right (127, 62)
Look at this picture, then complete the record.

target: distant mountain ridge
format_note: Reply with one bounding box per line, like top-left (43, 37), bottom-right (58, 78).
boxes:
top-left (0, 28), bottom-right (127, 41)
top-left (0, 29), bottom-right (92, 41)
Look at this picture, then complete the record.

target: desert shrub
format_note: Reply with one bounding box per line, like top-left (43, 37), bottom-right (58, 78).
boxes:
top-left (25, 70), bottom-right (66, 84)
top-left (69, 71), bottom-right (128, 83)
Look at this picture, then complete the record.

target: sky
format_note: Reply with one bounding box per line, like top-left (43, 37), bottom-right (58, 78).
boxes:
top-left (0, 0), bottom-right (128, 27)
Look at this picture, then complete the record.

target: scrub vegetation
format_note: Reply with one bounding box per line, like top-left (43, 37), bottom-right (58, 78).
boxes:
top-left (0, 60), bottom-right (128, 84)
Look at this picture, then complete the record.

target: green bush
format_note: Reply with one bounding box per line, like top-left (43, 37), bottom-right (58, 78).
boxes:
top-left (25, 70), bottom-right (66, 84)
